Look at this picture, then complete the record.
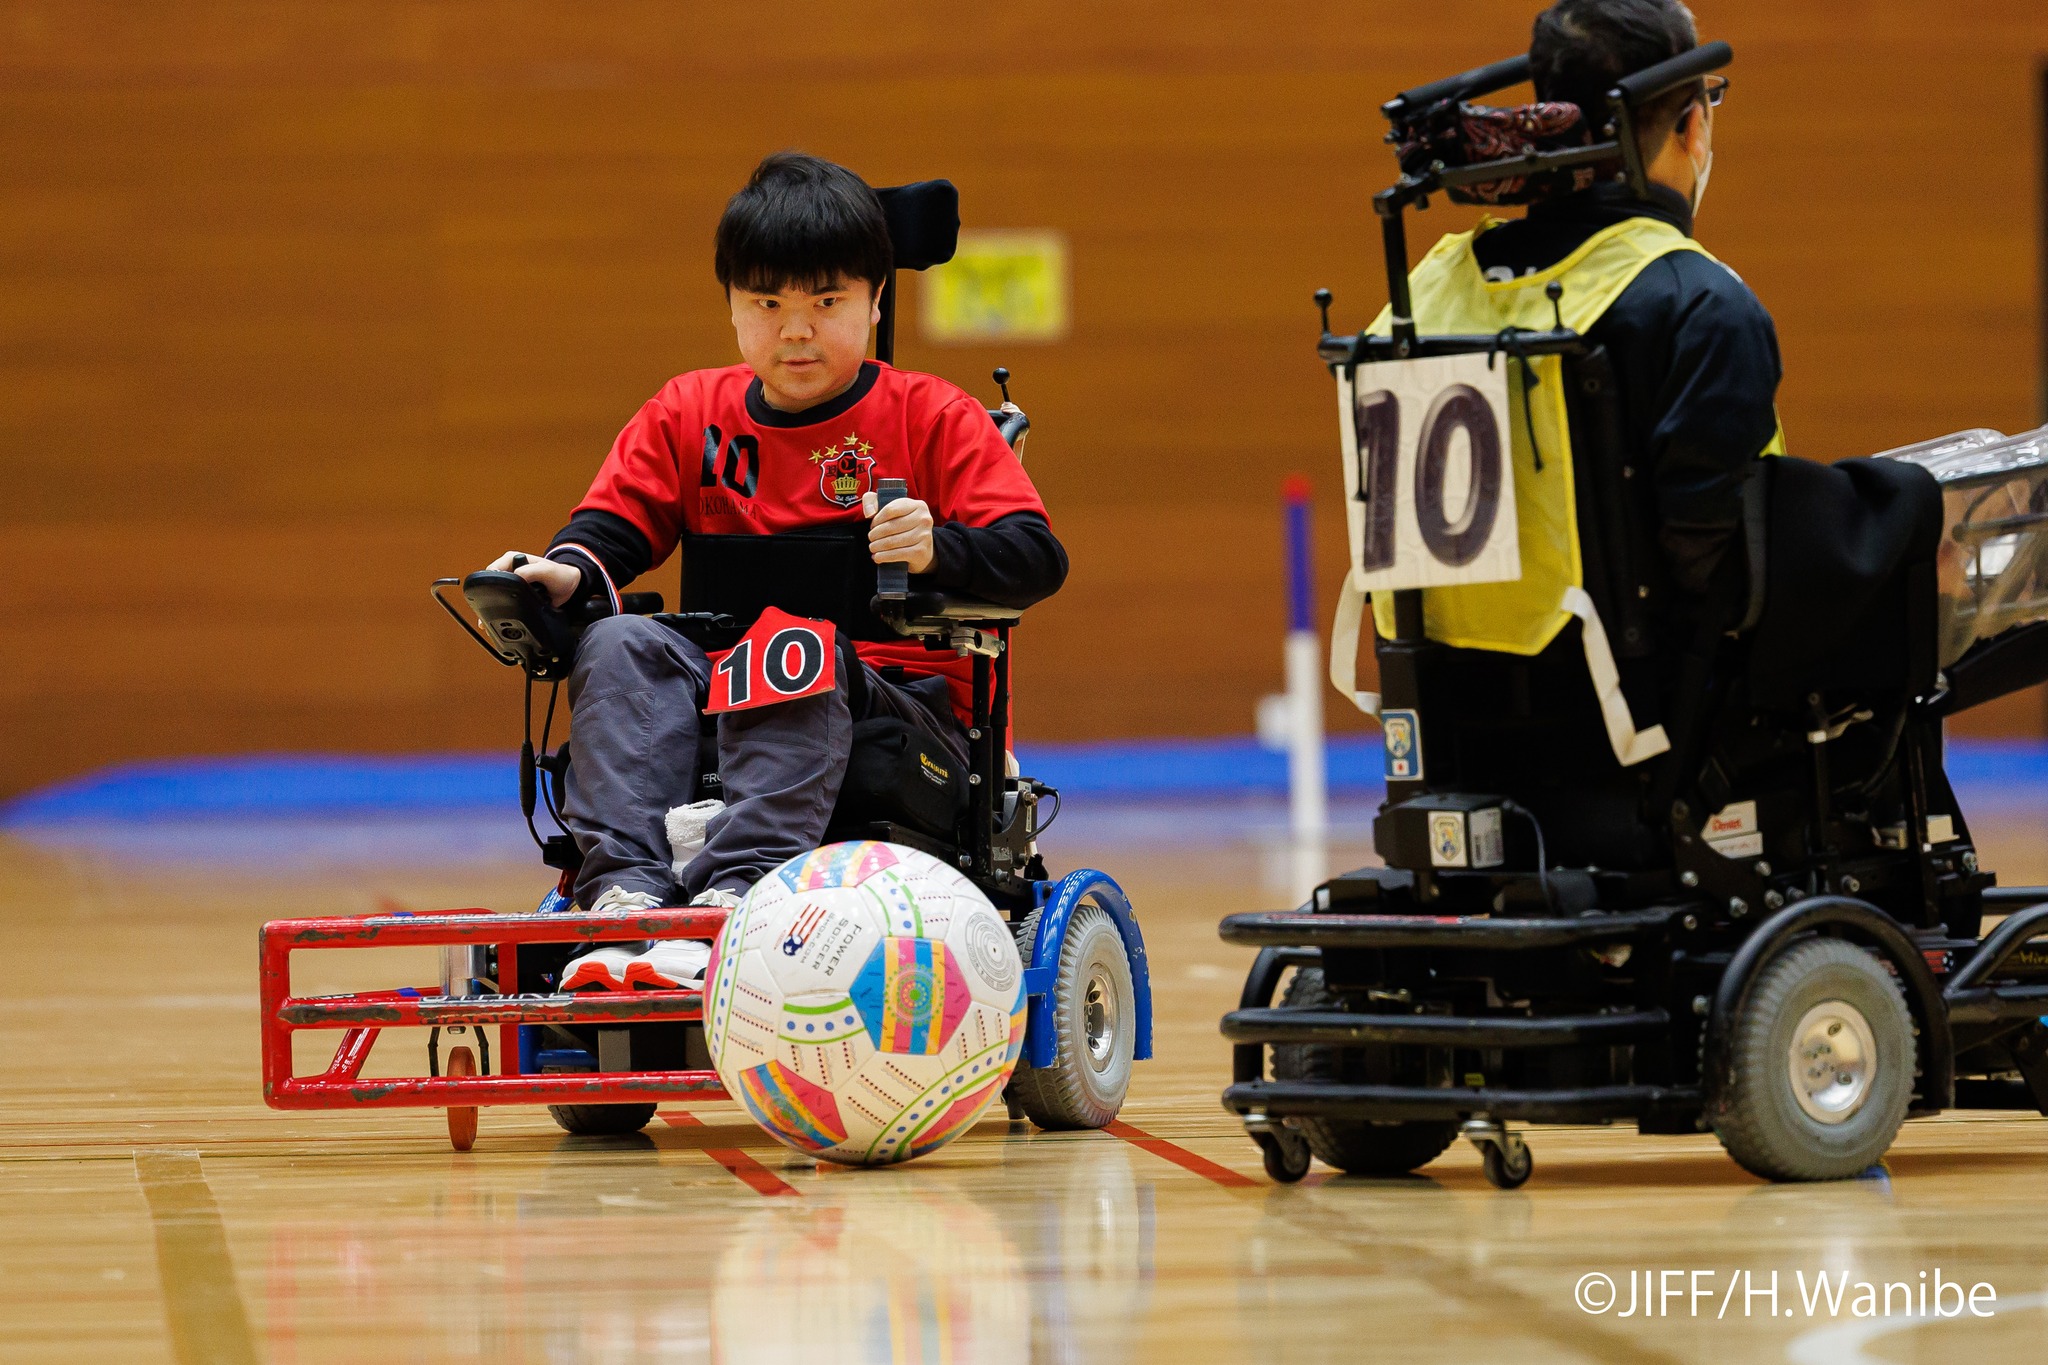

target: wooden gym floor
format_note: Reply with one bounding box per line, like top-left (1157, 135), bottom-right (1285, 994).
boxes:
top-left (4, 799), bottom-right (2047, 1363)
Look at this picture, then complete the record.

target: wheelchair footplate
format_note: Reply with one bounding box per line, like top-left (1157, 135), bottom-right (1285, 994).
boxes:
top-left (258, 905), bottom-right (729, 1150)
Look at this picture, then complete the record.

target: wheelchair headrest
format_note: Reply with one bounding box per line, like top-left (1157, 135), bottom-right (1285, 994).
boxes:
top-left (1393, 101), bottom-right (1613, 206)
top-left (1382, 42), bottom-right (1732, 206)
top-left (876, 180), bottom-right (960, 272)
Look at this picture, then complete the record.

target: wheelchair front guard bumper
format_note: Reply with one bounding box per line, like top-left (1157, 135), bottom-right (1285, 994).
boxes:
top-left (259, 870), bottom-right (1153, 1142)
top-left (1219, 895), bottom-right (2048, 1165)
top-left (1219, 908), bottom-right (1700, 1130)
top-left (259, 907), bottom-right (730, 1112)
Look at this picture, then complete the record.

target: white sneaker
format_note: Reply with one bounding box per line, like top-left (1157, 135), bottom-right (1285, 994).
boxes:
top-left (561, 886), bottom-right (665, 991)
top-left (561, 947), bottom-right (636, 992)
top-left (623, 939), bottom-right (713, 989)
top-left (688, 887), bottom-right (745, 911)
top-left (666, 800), bottom-right (725, 877)
top-left (588, 885), bottom-right (665, 916)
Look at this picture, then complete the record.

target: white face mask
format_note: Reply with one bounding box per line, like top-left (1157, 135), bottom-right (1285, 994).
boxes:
top-left (1690, 144), bottom-right (1713, 214)
top-left (1687, 105), bottom-right (1714, 214)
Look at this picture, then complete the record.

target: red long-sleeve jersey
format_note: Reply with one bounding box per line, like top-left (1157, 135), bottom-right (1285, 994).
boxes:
top-left (563, 360), bottom-right (1054, 722)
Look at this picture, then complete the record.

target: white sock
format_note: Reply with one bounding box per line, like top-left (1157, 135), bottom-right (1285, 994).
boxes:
top-left (665, 799), bottom-right (725, 879)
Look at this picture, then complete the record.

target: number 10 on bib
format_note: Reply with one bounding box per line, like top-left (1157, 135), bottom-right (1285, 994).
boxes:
top-left (706, 607), bottom-right (837, 713)
top-left (1337, 352), bottom-right (1521, 592)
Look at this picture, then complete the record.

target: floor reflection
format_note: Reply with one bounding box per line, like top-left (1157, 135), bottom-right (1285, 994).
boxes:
top-left (250, 1128), bottom-right (1156, 1364)
top-left (707, 1138), bottom-right (1155, 1364)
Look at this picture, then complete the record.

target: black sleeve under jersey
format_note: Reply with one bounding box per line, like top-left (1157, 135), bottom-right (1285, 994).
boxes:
top-left (1614, 253), bottom-right (1784, 595)
top-left (546, 507), bottom-right (1068, 612)
top-left (925, 511), bottom-right (1069, 609)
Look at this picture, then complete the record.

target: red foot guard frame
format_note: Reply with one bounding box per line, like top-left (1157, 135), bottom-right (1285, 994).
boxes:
top-left (259, 907), bottom-right (730, 1111)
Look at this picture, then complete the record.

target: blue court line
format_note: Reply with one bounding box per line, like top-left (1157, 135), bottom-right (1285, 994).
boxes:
top-left (3, 739), bottom-right (2047, 825)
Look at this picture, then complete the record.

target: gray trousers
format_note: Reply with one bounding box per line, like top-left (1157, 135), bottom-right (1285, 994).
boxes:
top-left (563, 614), bottom-right (968, 908)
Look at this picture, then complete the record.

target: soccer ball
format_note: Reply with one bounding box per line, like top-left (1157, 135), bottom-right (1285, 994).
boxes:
top-left (704, 840), bottom-right (1027, 1165)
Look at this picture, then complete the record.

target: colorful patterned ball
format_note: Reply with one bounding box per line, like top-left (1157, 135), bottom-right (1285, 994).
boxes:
top-left (704, 841), bottom-right (1026, 1165)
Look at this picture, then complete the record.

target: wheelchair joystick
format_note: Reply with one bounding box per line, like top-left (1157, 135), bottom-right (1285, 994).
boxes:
top-left (993, 367), bottom-right (1013, 406)
top-left (1314, 287), bottom-right (1334, 337)
top-left (1546, 280), bottom-right (1565, 333)
top-left (874, 477), bottom-right (911, 601)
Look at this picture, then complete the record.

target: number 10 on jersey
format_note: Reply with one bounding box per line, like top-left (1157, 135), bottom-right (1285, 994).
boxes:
top-left (1336, 352), bottom-right (1522, 592)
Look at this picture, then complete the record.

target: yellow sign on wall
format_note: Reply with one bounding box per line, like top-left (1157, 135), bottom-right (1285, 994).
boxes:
top-left (920, 230), bottom-right (1069, 343)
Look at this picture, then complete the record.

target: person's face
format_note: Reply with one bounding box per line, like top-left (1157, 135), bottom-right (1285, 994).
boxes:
top-left (729, 277), bottom-right (881, 411)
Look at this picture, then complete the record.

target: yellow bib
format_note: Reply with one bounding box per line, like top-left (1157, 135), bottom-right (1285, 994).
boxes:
top-left (1365, 216), bottom-right (1778, 655)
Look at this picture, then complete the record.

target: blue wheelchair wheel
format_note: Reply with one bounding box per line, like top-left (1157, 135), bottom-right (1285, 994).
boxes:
top-left (1008, 903), bottom-right (1136, 1129)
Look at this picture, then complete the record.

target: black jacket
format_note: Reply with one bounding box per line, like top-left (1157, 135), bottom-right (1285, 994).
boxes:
top-left (1472, 183), bottom-right (1783, 596)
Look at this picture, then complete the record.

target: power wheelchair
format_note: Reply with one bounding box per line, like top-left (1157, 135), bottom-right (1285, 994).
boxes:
top-left (1219, 45), bottom-right (2048, 1188)
top-left (258, 181), bottom-right (1151, 1150)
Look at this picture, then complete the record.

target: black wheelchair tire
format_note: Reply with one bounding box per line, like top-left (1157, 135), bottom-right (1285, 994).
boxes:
top-left (1007, 904), bottom-right (1136, 1130)
top-left (1270, 968), bottom-right (1458, 1176)
top-left (547, 1103), bottom-right (658, 1137)
top-left (1710, 937), bottom-right (1914, 1182)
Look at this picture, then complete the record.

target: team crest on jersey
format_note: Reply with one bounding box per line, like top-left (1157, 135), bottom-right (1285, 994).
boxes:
top-left (810, 433), bottom-right (876, 508)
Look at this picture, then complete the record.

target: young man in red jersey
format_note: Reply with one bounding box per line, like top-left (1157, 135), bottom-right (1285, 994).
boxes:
top-left (484, 153), bottom-right (1066, 990)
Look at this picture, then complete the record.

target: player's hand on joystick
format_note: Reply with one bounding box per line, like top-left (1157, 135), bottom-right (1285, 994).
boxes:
top-left (486, 550), bottom-right (581, 608)
top-left (862, 488), bottom-right (935, 574)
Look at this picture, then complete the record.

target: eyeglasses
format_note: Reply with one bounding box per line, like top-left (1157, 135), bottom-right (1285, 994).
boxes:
top-left (1700, 75), bottom-right (1730, 108)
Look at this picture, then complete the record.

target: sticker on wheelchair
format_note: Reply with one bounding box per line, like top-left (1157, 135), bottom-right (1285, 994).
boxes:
top-left (704, 607), bottom-right (837, 714)
top-left (1381, 708), bottom-right (1423, 781)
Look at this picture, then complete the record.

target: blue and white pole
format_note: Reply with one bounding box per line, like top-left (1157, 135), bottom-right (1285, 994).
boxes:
top-left (1281, 475), bottom-right (1328, 844)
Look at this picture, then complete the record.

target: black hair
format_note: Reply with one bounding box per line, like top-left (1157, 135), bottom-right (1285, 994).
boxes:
top-left (714, 152), bottom-right (892, 296)
top-left (1530, 0), bottom-right (1702, 151)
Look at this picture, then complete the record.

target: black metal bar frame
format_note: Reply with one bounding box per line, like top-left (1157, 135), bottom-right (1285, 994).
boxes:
top-left (1222, 1007), bottom-right (1670, 1049)
top-left (1224, 1079), bottom-right (1696, 1125)
top-left (1944, 903), bottom-right (2048, 1025)
top-left (1220, 907), bottom-right (1678, 951)
top-left (1231, 945), bottom-right (1318, 1086)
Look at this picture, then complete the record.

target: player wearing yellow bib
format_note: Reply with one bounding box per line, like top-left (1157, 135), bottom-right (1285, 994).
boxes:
top-left (1353, 0), bottom-right (1790, 870)
top-left (1370, 0), bottom-right (1780, 661)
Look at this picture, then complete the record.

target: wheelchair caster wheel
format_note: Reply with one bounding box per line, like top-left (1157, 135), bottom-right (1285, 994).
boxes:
top-left (1247, 1115), bottom-right (1312, 1182)
top-left (1480, 1136), bottom-right (1532, 1190)
top-left (1462, 1119), bottom-right (1530, 1190)
top-left (1258, 1129), bottom-right (1312, 1183)
top-left (445, 1046), bottom-right (478, 1152)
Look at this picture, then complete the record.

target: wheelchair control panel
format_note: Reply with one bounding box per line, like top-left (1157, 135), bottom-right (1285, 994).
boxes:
top-left (447, 567), bottom-right (583, 681)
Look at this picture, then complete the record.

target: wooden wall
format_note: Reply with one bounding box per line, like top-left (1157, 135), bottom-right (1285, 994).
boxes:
top-left (1, 2), bottom-right (2043, 796)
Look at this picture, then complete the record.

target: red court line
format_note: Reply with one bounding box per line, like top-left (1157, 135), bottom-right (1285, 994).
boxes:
top-left (659, 1111), bottom-right (800, 1197)
top-left (1103, 1119), bottom-right (1259, 1188)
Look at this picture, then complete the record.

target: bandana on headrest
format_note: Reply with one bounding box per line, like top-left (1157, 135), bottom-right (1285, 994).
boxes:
top-left (1394, 100), bottom-right (1621, 206)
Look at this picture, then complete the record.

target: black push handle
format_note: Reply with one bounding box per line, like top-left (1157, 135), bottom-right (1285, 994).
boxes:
top-left (1383, 54), bottom-right (1531, 120)
top-left (1612, 40), bottom-right (1732, 106)
top-left (874, 477), bottom-right (910, 600)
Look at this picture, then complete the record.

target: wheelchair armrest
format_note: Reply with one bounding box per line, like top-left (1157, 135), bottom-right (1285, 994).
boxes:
top-left (872, 591), bottom-right (1024, 648)
top-left (620, 591), bottom-right (665, 615)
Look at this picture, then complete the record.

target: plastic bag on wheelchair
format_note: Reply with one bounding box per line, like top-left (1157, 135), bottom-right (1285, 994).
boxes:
top-left (830, 716), bottom-right (967, 842)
